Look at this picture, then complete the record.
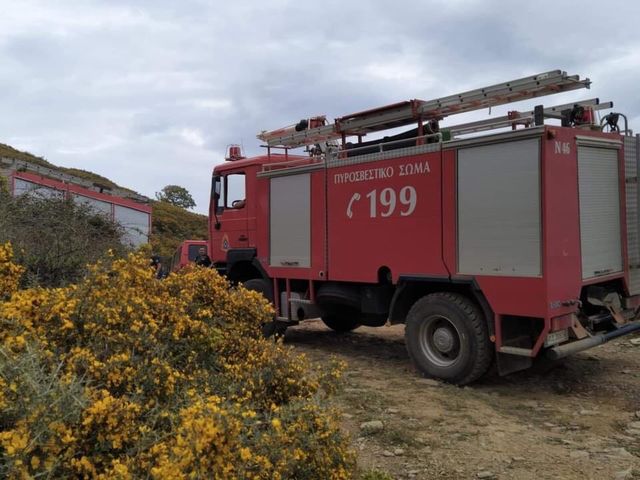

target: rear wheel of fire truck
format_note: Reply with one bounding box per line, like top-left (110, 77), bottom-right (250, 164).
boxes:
top-left (321, 309), bottom-right (360, 333)
top-left (405, 293), bottom-right (492, 385)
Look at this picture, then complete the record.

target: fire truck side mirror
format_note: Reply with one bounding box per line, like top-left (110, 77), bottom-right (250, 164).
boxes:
top-left (212, 175), bottom-right (222, 230)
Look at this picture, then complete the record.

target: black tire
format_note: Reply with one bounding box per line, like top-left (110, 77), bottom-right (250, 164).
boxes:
top-left (244, 278), bottom-right (283, 339)
top-left (405, 292), bottom-right (492, 385)
top-left (321, 310), bottom-right (360, 333)
top-left (243, 278), bottom-right (274, 303)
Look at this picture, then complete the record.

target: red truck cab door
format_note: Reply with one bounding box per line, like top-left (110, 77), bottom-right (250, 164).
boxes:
top-left (211, 171), bottom-right (249, 259)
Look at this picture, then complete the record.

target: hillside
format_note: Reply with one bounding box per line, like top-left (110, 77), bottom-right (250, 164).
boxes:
top-left (0, 143), bottom-right (136, 194)
top-left (150, 200), bottom-right (208, 257)
top-left (0, 143), bottom-right (208, 257)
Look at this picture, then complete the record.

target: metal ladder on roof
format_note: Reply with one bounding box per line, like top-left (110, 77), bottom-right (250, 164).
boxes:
top-left (257, 69), bottom-right (591, 148)
top-left (447, 98), bottom-right (612, 137)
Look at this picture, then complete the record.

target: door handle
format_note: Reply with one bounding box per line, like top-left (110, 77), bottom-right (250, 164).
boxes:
top-left (238, 235), bottom-right (248, 241)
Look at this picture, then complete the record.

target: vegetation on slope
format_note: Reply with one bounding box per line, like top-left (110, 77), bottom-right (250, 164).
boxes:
top-left (0, 143), bottom-right (135, 195)
top-left (150, 200), bottom-right (208, 258)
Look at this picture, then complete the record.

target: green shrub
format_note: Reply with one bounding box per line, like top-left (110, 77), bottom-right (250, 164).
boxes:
top-left (0, 193), bottom-right (126, 287)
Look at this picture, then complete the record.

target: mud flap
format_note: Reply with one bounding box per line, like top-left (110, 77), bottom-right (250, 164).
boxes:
top-left (496, 352), bottom-right (532, 376)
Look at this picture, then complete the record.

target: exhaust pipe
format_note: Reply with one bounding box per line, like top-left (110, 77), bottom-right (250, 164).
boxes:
top-left (547, 320), bottom-right (640, 361)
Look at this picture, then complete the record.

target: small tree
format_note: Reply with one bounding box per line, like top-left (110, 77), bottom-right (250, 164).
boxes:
top-left (155, 185), bottom-right (196, 209)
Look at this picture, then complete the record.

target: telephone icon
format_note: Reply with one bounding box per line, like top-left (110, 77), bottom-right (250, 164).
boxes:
top-left (346, 192), bottom-right (361, 219)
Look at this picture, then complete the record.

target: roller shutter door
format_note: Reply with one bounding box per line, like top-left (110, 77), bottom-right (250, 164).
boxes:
top-left (457, 138), bottom-right (541, 277)
top-left (578, 146), bottom-right (622, 279)
top-left (624, 135), bottom-right (640, 294)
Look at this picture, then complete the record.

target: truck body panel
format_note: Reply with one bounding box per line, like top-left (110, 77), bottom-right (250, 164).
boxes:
top-left (206, 71), bottom-right (640, 381)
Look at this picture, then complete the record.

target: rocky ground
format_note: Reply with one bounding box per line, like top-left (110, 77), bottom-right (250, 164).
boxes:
top-left (285, 320), bottom-right (640, 480)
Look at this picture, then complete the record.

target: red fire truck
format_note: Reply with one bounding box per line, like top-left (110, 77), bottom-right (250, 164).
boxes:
top-left (208, 70), bottom-right (640, 384)
top-left (170, 240), bottom-right (209, 272)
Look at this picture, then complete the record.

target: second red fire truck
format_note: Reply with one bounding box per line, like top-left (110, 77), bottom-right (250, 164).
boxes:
top-left (207, 70), bottom-right (640, 384)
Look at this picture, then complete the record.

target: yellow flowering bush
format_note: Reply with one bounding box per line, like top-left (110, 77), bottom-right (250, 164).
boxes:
top-left (0, 244), bottom-right (353, 479)
top-left (0, 243), bottom-right (24, 300)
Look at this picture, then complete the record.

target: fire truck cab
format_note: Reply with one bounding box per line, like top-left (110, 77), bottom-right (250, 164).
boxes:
top-left (170, 240), bottom-right (209, 272)
top-left (209, 70), bottom-right (640, 384)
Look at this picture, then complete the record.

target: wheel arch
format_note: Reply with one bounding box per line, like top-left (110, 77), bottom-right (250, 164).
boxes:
top-left (389, 276), bottom-right (495, 337)
top-left (226, 248), bottom-right (269, 284)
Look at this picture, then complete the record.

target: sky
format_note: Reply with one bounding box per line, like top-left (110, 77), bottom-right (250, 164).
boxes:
top-left (1, 0), bottom-right (640, 213)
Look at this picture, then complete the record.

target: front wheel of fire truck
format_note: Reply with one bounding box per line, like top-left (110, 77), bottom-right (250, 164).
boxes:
top-left (321, 309), bottom-right (360, 333)
top-left (243, 278), bottom-right (285, 338)
top-left (243, 278), bottom-right (274, 303)
top-left (405, 293), bottom-right (493, 385)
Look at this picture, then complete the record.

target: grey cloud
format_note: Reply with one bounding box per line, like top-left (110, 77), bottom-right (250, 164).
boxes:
top-left (1, 0), bottom-right (640, 212)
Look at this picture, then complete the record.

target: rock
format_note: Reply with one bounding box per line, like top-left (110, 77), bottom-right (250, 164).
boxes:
top-left (543, 422), bottom-right (556, 428)
top-left (625, 429), bottom-right (640, 436)
top-left (606, 447), bottom-right (634, 458)
top-left (407, 470), bottom-right (420, 477)
top-left (588, 447), bottom-right (609, 454)
top-left (628, 421), bottom-right (640, 429)
top-left (344, 387), bottom-right (364, 393)
top-left (416, 378), bottom-right (441, 387)
top-left (614, 467), bottom-right (633, 480)
top-left (387, 408), bottom-right (400, 414)
top-left (381, 449), bottom-right (394, 457)
top-left (579, 409), bottom-right (597, 416)
top-left (621, 369), bottom-right (633, 374)
top-left (635, 411), bottom-right (640, 419)
top-left (342, 413), bottom-right (354, 419)
top-left (629, 338), bottom-right (640, 346)
top-left (476, 471), bottom-right (496, 479)
top-left (393, 448), bottom-right (405, 456)
top-left (569, 450), bottom-right (589, 459)
top-left (360, 420), bottom-right (384, 435)
top-left (512, 456), bottom-right (526, 462)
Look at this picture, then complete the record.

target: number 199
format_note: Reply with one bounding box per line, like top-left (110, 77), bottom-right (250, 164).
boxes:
top-left (365, 186), bottom-right (417, 218)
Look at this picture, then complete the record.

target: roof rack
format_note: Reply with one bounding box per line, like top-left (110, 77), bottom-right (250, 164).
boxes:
top-left (257, 70), bottom-right (590, 148)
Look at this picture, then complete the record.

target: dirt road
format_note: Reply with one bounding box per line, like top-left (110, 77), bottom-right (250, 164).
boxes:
top-left (285, 320), bottom-right (640, 480)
